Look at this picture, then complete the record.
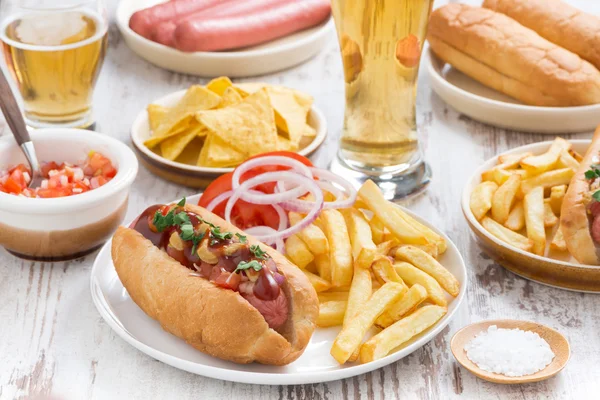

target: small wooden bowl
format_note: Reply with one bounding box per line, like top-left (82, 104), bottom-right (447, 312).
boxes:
top-left (451, 320), bottom-right (570, 384)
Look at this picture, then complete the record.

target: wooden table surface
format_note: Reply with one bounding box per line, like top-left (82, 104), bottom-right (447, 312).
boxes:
top-left (2, 0), bottom-right (600, 398)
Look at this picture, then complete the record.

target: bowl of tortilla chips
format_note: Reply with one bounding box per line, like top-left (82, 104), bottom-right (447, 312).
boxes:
top-left (131, 77), bottom-right (327, 188)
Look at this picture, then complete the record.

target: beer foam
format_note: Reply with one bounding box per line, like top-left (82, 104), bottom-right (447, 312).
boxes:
top-left (15, 11), bottom-right (88, 46)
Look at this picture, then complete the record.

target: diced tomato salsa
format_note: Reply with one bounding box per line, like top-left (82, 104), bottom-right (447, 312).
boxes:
top-left (0, 151), bottom-right (117, 198)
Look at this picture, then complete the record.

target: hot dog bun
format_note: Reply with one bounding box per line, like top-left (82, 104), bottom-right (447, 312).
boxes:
top-left (427, 4), bottom-right (600, 107)
top-left (483, 0), bottom-right (600, 71)
top-left (111, 203), bottom-right (318, 365)
top-left (561, 126), bottom-right (600, 265)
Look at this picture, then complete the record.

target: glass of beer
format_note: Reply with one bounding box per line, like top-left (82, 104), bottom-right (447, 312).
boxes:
top-left (0, 0), bottom-right (108, 129)
top-left (330, 0), bottom-right (434, 199)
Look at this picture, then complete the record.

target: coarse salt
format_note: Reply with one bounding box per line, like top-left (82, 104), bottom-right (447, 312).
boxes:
top-left (465, 325), bottom-right (555, 377)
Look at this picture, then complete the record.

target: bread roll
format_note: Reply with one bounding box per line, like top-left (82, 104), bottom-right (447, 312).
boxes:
top-left (112, 203), bottom-right (318, 365)
top-left (428, 4), bottom-right (600, 107)
top-left (483, 0), bottom-right (600, 71)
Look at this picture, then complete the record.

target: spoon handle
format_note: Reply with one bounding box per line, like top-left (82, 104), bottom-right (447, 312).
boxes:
top-left (0, 68), bottom-right (30, 145)
top-left (0, 68), bottom-right (40, 174)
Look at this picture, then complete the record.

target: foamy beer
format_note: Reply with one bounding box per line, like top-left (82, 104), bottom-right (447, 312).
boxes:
top-left (331, 0), bottom-right (434, 198)
top-left (1, 1), bottom-right (108, 129)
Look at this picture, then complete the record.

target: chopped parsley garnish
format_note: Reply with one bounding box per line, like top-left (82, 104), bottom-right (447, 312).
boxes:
top-left (593, 191), bottom-right (600, 202)
top-left (585, 167), bottom-right (600, 180)
top-left (210, 226), bottom-right (233, 241)
top-left (153, 209), bottom-right (175, 232)
top-left (234, 260), bottom-right (263, 273)
top-left (177, 197), bottom-right (186, 206)
top-left (236, 233), bottom-right (247, 243)
top-left (250, 244), bottom-right (268, 260)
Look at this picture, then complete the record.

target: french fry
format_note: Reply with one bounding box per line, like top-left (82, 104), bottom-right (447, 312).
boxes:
top-left (394, 262), bottom-right (447, 306)
top-left (505, 201), bottom-right (525, 231)
top-left (376, 240), bottom-right (399, 257)
top-left (400, 243), bottom-right (438, 259)
top-left (372, 256), bottom-right (407, 286)
top-left (302, 270), bottom-right (331, 292)
top-left (569, 148), bottom-right (583, 162)
top-left (342, 208), bottom-right (378, 269)
top-left (395, 246), bottom-right (459, 296)
top-left (370, 216), bottom-right (385, 244)
top-left (520, 168), bottom-right (574, 195)
top-left (523, 186), bottom-right (546, 256)
top-left (288, 212), bottom-right (329, 255)
top-left (285, 234), bottom-right (314, 269)
top-left (317, 301), bottom-right (346, 327)
top-left (375, 284), bottom-right (428, 329)
top-left (550, 185), bottom-right (567, 215)
top-left (344, 266), bottom-right (372, 326)
top-left (393, 207), bottom-right (447, 254)
top-left (556, 149), bottom-right (579, 171)
top-left (543, 202), bottom-right (558, 228)
top-left (498, 151), bottom-right (533, 165)
top-left (360, 305), bottom-right (447, 363)
top-left (321, 209), bottom-right (353, 287)
top-left (318, 291), bottom-right (349, 302)
top-left (344, 265), bottom-right (373, 363)
top-left (470, 181), bottom-right (498, 220)
top-left (314, 253), bottom-right (332, 282)
top-left (491, 174), bottom-right (521, 224)
top-left (482, 217), bottom-right (533, 251)
top-left (492, 168), bottom-right (529, 186)
top-left (358, 180), bottom-right (428, 244)
top-left (550, 224), bottom-right (567, 252)
top-left (520, 137), bottom-right (570, 175)
top-left (330, 282), bottom-right (406, 364)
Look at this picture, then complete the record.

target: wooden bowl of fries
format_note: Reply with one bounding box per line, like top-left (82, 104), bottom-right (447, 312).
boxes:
top-left (462, 139), bottom-right (600, 292)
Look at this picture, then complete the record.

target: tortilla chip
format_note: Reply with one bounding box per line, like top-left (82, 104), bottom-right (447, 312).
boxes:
top-left (175, 136), bottom-right (205, 165)
top-left (206, 76), bottom-right (234, 96)
top-left (197, 134), bottom-right (246, 168)
top-left (147, 104), bottom-right (170, 133)
top-left (233, 84), bottom-right (313, 145)
top-left (276, 135), bottom-right (299, 152)
top-left (195, 88), bottom-right (278, 156)
top-left (144, 85), bottom-right (220, 148)
top-left (160, 124), bottom-right (206, 161)
top-left (218, 87), bottom-right (244, 108)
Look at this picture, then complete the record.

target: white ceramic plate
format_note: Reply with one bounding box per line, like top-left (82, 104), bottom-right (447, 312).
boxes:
top-left (91, 194), bottom-right (467, 385)
top-left (426, 49), bottom-right (600, 133)
top-left (130, 89), bottom-right (327, 187)
top-left (116, 0), bottom-right (334, 77)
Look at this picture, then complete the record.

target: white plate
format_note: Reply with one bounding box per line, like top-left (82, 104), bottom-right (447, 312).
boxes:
top-left (426, 49), bottom-right (600, 133)
top-left (90, 194), bottom-right (467, 385)
top-left (130, 89), bottom-right (327, 184)
top-left (116, 0), bottom-right (334, 77)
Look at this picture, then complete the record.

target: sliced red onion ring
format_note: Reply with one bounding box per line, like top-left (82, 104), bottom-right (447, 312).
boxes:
top-left (310, 168), bottom-right (357, 209)
top-left (226, 171), bottom-right (323, 243)
top-left (205, 189), bottom-right (288, 232)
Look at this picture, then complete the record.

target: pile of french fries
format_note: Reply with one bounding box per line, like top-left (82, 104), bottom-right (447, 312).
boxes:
top-left (470, 137), bottom-right (581, 256)
top-left (285, 179), bottom-right (461, 364)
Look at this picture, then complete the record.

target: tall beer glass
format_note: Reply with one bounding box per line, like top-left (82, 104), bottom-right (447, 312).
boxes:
top-left (331, 0), bottom-right (434, 199)
top-left (0, 1), bottom-right (108, 129)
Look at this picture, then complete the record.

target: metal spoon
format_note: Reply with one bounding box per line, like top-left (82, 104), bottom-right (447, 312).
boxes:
top-left (0, 67), bottom-right (43, 188)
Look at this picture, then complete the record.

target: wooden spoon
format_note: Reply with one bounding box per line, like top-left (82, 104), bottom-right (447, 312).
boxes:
top-left (451, 320), bottom-right (570, 384)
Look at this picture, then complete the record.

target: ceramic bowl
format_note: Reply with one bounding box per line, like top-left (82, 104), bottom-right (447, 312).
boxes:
top-left (130, 89), bottom-right (327, 188)
top-left (0, 129), bottom-right (138, 260)
top-left (462, 139), bottom-right (600, 292)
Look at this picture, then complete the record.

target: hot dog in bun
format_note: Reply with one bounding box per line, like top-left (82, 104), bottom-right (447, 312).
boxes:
top-left (111, 199), bottom-right (318, 365)
top-left (561, 126), bottom-right (600, 265)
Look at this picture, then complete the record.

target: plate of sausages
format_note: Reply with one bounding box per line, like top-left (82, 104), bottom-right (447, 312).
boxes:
top-left (116, 0), bottom-right (334, 77)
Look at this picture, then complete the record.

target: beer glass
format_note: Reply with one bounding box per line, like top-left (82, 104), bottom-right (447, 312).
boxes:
top-left (0, 0), bottom-right (108, 129)
top-left (330, 0), bottom-right (434, 199)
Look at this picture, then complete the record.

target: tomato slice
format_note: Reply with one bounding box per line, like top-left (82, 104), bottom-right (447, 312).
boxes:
top-left (198, 151), bottom-right (313, 230)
